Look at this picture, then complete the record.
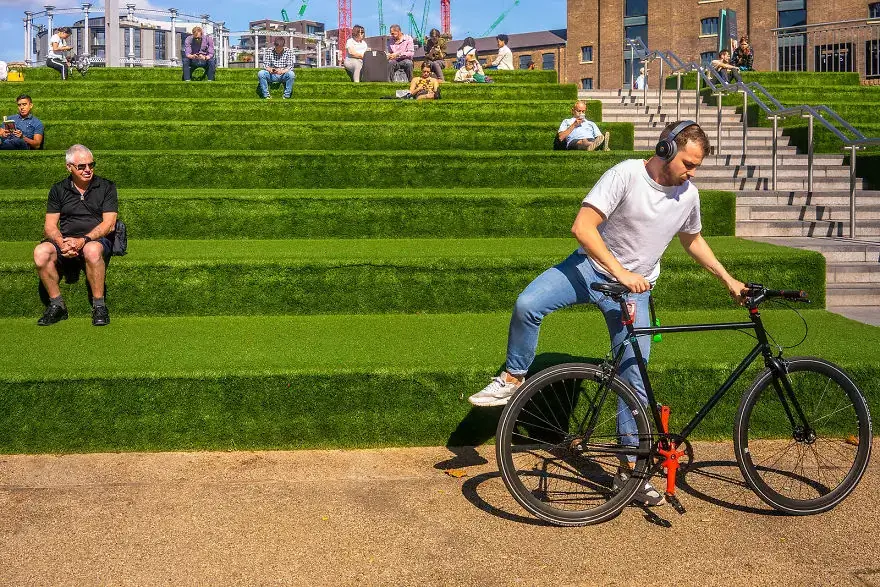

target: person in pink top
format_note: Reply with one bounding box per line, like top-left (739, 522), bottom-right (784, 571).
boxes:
top-left (387, 24), bottom-right (415, 81)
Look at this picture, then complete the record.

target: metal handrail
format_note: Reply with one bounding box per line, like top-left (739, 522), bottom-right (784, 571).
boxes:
top-left (625, 37), bottom-right (880, 238)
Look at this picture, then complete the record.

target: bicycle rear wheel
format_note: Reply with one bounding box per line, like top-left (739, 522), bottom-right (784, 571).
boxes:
top-left (734, 357), bottom-right (872, 514)
top-left (496, 363), bottom-right (653, 526)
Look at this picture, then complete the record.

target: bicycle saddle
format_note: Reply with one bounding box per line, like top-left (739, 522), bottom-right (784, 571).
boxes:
top-left (590, 282), bottom-right (630, 297)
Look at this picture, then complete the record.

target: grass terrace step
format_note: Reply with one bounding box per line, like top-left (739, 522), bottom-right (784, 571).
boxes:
top-left (0, 310), bottom-right (874, 453)
top-left (0, 150), bottom-right (647, 189)
top-left (41, 120), bottom-right (636, 152)
top-left (29, 98), bottom-right (600, 123)
top-left (0, 81), bottom-right (578, 101)
top-left (22, 66), bottom-right (559, 84)
top-left (0, 188), bottom-right (736, 241)
top-left (0, 237), bottom-right (825, 317)
top-left (665, 71), bottom-right (862, 90)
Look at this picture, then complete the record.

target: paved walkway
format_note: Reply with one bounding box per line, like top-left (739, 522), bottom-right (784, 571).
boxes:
top-left (1, 441), bottom-right (878, 586)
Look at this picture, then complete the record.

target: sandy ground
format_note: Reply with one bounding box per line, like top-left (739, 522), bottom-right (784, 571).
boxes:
top-left (1, 441), bottom-right (878, 586)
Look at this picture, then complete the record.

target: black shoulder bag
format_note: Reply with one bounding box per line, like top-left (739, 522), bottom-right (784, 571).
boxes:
top-left (81, 194), bottom-right (128, 256)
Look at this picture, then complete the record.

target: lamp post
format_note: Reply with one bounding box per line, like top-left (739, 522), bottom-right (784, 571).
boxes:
top-left (24, 11), bottom-right (34, 66)
top-left (169, 8), bottom-right (178, 65)
top-left (82, 3), bottom-right (91, 57)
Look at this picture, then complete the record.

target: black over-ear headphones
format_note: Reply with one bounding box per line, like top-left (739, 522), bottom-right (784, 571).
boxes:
top-left (655, 120), bottom-right (697, 161)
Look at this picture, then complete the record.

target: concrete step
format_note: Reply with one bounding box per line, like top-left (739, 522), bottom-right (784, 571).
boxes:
top-left (705, 177), bottom-right (866, 191)
top-left (602, 113), bottom-right (743, 124)
top-left (633, 144), bottom-right (801, 155)
top-left (827, 263), bottom-right (880, 284)
top-left (736, 219), bottom-right (880, 238)
top-left (634, 128), bottom-right (779, 138)
top-left (734, 191), bottom-right (880, 206)
top-left (701, 166), bottom-right (852, 179)
top-left (711, 155), bottom-right (846, 167)
top-left (826, 284), bottom-right (880, 306)
top-left (744, 236), bottom-right (880, 263)
top-left (634, 139), bottom-right (793, 150)
top-left (738, 205), bottom-right (880, 221)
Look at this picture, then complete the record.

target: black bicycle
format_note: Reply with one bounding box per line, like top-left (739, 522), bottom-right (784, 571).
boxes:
top-left (496, 283), bottom-right (873, 526)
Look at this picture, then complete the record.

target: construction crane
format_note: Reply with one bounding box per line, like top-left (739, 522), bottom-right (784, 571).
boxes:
top-left (440, 0), bottom-right (450, 36)
top-left (280, 0), bottom-right (308, 22)
top-left (338, 0), bottom-right (352, 56)
top-left (481, 0), bottom-right (520, 37)
top-left (378, 0), bottom-right (386, 35)
top-left (406, 0), bottom-right (430, 45)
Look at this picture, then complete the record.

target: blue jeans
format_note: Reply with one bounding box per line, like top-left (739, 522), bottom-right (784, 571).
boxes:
top-left (506, 250), bottom-right (653, 453)
top-left (258, 70), bottom-right (295, 97)
top-left (182, 56), bottom-right (216, 81)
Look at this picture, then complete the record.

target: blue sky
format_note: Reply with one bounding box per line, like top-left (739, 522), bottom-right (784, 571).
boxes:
top-left (0, 0), bottom-right (567, 62)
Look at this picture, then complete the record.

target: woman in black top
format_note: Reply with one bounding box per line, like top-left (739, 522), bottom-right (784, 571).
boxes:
top-left (423, 28), bottom-right (447, 81)
top-left (733, 37), bottom-right (754, 71)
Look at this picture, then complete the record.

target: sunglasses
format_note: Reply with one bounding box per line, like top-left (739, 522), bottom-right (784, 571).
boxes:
top-left (70, 161), bottom-right (96, 171)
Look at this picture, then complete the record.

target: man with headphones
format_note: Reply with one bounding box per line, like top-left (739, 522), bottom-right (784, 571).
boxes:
top-left (469, 121), bottom-right (746, 505)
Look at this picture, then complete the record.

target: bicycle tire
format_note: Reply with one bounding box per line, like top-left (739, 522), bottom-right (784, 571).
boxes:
top-left (496, 363), bottom-right (654, 526)
top-left (734, 357), bottom-right (872, 515)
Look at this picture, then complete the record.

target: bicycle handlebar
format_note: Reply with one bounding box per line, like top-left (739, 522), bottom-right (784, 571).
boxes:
top-left (745, 283), bottom-right (811, 305)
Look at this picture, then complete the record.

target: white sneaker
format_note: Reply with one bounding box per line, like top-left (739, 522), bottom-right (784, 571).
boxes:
top-left (612, 467), bottom-right (666, 506)
top-left (468, 373), bottom-right (523, 407)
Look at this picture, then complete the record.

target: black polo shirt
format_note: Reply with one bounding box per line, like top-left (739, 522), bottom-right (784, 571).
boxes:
top-left (46, 175), bottom-right (119, 237)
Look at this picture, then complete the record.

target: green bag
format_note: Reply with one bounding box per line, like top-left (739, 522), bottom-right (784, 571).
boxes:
top-left (473, 73), bottom-right (486, 83)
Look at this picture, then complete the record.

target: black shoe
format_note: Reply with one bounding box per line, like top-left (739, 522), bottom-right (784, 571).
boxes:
top-left (37, 304), bottom-right (68, 326)
top-left (92, 305), bottom-right (110, 326)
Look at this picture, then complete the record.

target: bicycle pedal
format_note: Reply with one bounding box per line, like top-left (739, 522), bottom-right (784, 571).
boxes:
top-left (665, 493), bottom-right (686, 515)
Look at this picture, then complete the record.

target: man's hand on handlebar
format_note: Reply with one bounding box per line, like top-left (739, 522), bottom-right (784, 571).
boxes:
top-left (726, 278), bottom-right (748, 306)
top-left (617, 270), bottom-right (651, 294)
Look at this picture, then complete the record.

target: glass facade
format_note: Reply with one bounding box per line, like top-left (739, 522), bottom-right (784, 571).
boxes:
top-left (777, 0), bottom-right (807, 71)
top-left (155, 30), bottom-right (167, 61)
top-left (623, 0), bottom-right (648, 86)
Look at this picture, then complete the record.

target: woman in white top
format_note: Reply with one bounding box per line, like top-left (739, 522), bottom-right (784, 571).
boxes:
top-left (47, 27), bottom-right (73, 80)
top-left (486, 33), bottom-right (514, 70)
top-left (344, 25), bottom-right (369, 82)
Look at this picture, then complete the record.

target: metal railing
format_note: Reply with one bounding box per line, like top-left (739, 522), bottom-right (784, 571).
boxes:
top-left (625, 37), bottom-right (880, 239)
top-left (771, 17), bottom-right (880, 79)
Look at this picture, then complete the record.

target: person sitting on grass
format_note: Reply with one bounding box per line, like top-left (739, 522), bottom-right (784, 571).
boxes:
top-left (454, 54), bottom-right (484, 82)
top-left (557, 101), bottom-right (609, 151)
top-left (711, 49), bottom-right (742, 84)
top-left (423, 28), bottom-right (447, 81)
top-left (733, 37), bottom-right (754, 71)
top-left (0, 94), bottom-right (44, 150)
top-left (485, 33), bottom-right (514, 70)
top-left (344, 24), bottom-right (369, 82)
top-left (33, 144), bottom-right (118, 327)
top-left (46, 27), bottom-right (74, 80)
top-left (182, 26), bottom-right (216, 81)
top-left (387, 24), bottom-right (415, 82)
top-left (258, 37), bottom-right (295, 99)
top-left (409, 62), bottom-right (440, 99)
top-left (455, 36), bottom-right (477, 68)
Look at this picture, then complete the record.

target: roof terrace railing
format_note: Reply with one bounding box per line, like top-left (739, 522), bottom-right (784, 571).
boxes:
top-left (625, 37), bottom-right (880, 238)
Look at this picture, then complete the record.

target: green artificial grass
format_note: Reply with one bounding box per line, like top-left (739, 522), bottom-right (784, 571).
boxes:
top-left (0, 188), bottom-right (735, 241)
top-left (665, 71), bottom-right (862, 90)
top-left (28, 98), bottom-right (601, 123)
top-left (0, 150), bottom-right (649, 189)
top-left (23, 66), bottom-right (559, 84)
top-left (0, 310), bottom-right (874, 452)
top-left (0, 237), bottom-right (824, 317)
top-left (0, 81), bottom-right (578, 101)
top-left (41, 121), bottom-right (635, 152)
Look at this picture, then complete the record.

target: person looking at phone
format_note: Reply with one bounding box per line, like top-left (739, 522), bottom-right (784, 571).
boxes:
top-left (182, 26), bottom-right (216, 81)
top-left (557, 101), bottom-right (609, 151)
top-left (0, 95), bottom-right (43, 150)
top-left (46, 27), bottom-right (73, 80)
top-left (258, 37), bottom-right (295, 99)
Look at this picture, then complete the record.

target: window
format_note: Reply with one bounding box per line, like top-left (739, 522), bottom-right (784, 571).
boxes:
top-left (778, 0), bottom-right (807, 70)
top-left (155, 30), bottom-right (167, 61)
top-left (580, 45), bottom-right (593, 62)
top-left (518, 54), bottom-right (532, 69)
top-left (542, 53), bottom-right (555, 70)
top-left (700, 51), bottom-right (717, 67)
top-left (625, 0), bottom-right (648, 17)
top-left (124, 27), bottom-right (142, 58)
top-left (701, 17), bottom-right (719, 36)
top-left (870, 2), bottom-right (880, 18)
top-left (581, 78), bottom-right (593, 90)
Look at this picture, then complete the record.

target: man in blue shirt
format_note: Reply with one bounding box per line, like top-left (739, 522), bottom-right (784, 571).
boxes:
top-left (0, 95), bottom-right (44, 150)
top-left (557, 101), bottom-right (609, 151)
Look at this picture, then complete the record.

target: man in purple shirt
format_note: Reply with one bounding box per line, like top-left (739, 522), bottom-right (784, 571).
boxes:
top-left (182, 26), bottom-right (216, 81)
top-left (386, 24), bottom-right (414, 81)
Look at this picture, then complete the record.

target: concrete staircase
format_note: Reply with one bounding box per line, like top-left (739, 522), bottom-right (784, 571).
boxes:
top-left (581, 88), bottom-right (879, 315)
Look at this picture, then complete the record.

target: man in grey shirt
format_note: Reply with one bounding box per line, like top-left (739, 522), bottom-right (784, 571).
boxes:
top-left (468, 121), bottom-right (746, 505)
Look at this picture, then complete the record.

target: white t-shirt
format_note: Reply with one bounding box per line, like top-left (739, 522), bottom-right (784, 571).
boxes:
top-left (492, 44), bottom-right (514, 70)
top-left (346, 38), bottom-right (369, 58)
top-left (558, 117), bottom-right (601, 144)
top-left (0, 61), bottom-right (7, 82)
top-left (48, 34), bottom-right (68, 59)
top-left (581, 159), bottom-right (702, 284)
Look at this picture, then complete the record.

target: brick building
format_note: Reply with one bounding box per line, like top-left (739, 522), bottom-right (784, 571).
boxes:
top-left (566, 0), bottom-right (880, 89)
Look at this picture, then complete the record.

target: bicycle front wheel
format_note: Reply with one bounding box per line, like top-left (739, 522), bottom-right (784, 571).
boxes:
top-left (734, 357), bottom-right (873, 514)
top-left (496, 363), bottom-right (653, 526)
